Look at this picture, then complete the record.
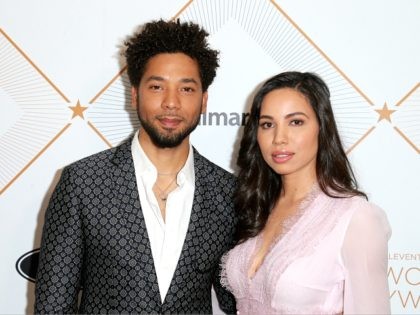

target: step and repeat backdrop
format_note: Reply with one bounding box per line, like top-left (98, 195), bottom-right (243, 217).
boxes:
top-left (0, 0), bottom-right (419, 313)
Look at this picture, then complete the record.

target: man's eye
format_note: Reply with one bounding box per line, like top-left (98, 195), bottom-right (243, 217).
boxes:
top-left (181, 87), bottom-right (194, 93)
top-left (149, 85), bottom-right (162, 90)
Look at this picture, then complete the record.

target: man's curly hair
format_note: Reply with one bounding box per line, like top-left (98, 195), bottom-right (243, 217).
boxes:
top-left (124, 19), bottom-right (219, 92)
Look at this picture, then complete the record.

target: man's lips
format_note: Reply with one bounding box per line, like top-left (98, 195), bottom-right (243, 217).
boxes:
top-left (271, 151), bottom-right (294, 163)
top-left (158, 116), bottom-right (182, 128)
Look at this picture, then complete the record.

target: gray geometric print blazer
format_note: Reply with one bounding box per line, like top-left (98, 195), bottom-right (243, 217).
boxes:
top-left (34, 138), bottom-right (237, 314)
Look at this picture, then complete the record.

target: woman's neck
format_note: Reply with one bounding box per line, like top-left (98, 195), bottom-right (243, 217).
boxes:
top-left (280, 173), bottom-right (317, 203)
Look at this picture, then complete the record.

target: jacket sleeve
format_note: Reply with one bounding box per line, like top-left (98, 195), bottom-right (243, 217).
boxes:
top-left (213, 262), bottom-right (237, 314)
top-left (341, 202), bottom-right (392, 314)
top-left (34, 166), bottom-right (84, 314)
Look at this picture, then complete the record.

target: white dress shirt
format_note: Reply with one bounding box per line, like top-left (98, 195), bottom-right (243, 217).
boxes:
top-left (131, 131), bottom-right (195, 302)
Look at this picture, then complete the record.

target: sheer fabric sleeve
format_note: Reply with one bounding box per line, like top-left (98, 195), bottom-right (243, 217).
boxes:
top-left (341, 201), bottom-right (392, 314)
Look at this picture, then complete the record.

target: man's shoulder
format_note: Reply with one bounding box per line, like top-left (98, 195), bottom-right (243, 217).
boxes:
top-left (193, 148), bottom-right (236, 182)
top-left (66, 139), bottom-right (131, 171)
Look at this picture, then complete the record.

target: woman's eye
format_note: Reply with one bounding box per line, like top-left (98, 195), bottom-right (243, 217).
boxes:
top-left (290, 119), bottom-right (303, 126)
top-left (259, 122), bottom-right (273, 129)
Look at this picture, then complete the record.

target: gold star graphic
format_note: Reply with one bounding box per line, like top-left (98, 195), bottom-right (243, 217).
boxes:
top-left (375, 103), bottom-right (396, 123)
top-left (69, 100), bottom-right (88, 119)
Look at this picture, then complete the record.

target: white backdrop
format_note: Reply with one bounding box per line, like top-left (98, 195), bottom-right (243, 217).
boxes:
top-left (0, 0), bottom-right (419, 314)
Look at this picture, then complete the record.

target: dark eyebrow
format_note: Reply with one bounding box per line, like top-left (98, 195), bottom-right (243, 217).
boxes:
top-left (144, 75), bottom-right (165, 82)
top-left (143, 76), bottom-right (199, 85)
top-left (285, 112), bottom-right (309, 119)
top-left (180, 78), bottom-right (199, 85)
top-left (259, 115), bottom-right (273, 120)
top-left (259, 112), bottom-right (309, 120)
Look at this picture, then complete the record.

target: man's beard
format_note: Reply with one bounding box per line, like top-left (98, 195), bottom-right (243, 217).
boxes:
top-left (139, 114), bottom-right (201, 148)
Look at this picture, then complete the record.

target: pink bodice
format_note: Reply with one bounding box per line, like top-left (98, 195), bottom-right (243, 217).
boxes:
top-left (221, 189), bottom-right (391, 314)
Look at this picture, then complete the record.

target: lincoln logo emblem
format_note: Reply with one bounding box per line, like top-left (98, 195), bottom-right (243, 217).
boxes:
top-left (16, 249), bottom-right (40, 282)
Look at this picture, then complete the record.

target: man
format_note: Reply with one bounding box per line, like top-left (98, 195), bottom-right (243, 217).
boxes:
top-left (34, 19), bottom-right (237, 314)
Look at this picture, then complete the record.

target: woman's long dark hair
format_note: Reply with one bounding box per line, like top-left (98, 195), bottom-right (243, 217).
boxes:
top-left (235, 71), bottom-right (366, 243)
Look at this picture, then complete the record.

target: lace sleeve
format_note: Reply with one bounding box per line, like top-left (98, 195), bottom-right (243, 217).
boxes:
top-left (341, 201), bottom-right (392, 314)
top-left (219, 251), bottom-right (234, 293)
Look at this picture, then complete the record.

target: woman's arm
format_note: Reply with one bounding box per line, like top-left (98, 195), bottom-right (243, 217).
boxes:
top-left (341, 201), bottom-right (392, 314)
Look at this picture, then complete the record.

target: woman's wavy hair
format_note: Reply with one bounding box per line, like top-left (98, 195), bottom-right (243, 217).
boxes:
top-left (124, 19), bottom-right (219, 92)
top-left (235, 71), bottom-right (366, 243)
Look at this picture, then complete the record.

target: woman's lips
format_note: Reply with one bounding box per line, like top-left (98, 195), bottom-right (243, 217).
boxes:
top-left (271, 151), bottom-right (294, 163)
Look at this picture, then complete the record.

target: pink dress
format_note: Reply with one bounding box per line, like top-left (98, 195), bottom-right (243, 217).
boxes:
top-left (222, 187), bottom-right (391, 314)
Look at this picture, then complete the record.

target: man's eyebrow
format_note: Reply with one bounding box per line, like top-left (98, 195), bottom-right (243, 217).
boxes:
top-left (180, 78), bottom-right (199, 85)
top-left (143, 75), bottom-right (165, 82)
top-left (143, 76), bottom-right (199, 85)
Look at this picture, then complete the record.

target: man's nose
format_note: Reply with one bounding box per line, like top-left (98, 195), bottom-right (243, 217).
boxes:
top-left (162, 89), bottom-right (180, 110)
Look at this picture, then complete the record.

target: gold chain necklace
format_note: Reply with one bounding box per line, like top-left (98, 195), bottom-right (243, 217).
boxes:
top-left (157, 171), bottom-right (178, 176)
top-left (154, 176), bottom-right (177, 202)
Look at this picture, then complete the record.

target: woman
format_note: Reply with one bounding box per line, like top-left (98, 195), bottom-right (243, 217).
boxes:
top-left (222, 72), bottom-right (391, 314)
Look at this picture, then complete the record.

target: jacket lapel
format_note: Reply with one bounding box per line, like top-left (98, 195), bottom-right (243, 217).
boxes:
top-left (163, 149), bottom-right (213, 307)
top-left (110, 138), bottom-right (161, 308)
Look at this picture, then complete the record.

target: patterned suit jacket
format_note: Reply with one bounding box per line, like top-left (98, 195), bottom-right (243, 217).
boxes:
top-left (34, 138), bottom-right (237, 314)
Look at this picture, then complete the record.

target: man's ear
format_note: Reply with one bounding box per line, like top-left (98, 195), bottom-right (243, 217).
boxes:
top-left (201, 91), bottom-right (208, 114)
top-left (131, 87), bottom-right (138, 110)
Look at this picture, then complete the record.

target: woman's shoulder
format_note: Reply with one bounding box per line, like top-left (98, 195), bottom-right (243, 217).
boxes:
top-left (318, 190), bottom-right (391, 235)
top-left (342, 195), bottom-right (392, 240)
top-left (347, 196), bottom-right (388, 221)
top-left (321, 189), bottom-right (384, 216)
